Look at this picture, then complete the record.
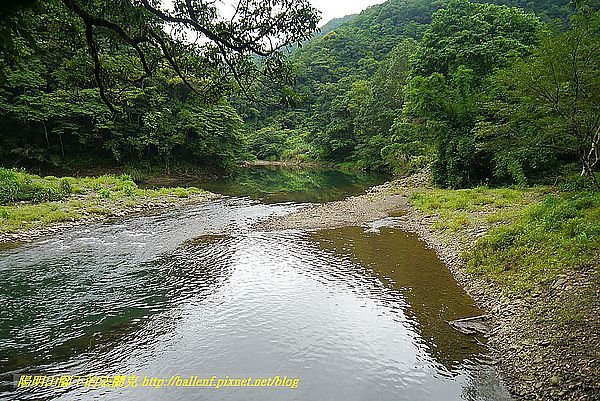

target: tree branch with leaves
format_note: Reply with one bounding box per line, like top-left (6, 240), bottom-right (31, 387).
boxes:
top-left (57, 0), bottom-right (319, 111)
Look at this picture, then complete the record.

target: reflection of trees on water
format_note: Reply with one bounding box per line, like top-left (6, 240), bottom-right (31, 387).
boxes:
top-left (311, 227), bottom-right (488, 373)
top-left (159, 166), bottom-right (387, 203)
top-left (1, 224), bottom-right (509, 401)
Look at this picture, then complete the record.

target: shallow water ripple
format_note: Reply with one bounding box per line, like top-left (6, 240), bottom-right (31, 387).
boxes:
top-left (1, 197), bottom-right (510, 401)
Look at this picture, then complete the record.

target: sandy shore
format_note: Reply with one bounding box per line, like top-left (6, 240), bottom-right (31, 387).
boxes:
top-left (256, 192), bottom-right (408, 231)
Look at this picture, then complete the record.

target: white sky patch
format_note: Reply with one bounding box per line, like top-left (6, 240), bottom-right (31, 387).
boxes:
top-left (160, 0), bottom-right (387, 43)
top-left (311, 0), bottom-right (386, 26)
top-left (162, 0), bottom-right (386, 26)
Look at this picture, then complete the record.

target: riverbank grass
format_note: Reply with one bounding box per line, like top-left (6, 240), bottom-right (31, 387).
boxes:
top-left (410, 187), bottom-right (534, 232)
top-left (0, 168), bottom-right (207, 234)
top-left (468, 191), bottom-right (600, 291)
top-left (409, 186), bottom-right (600, 292)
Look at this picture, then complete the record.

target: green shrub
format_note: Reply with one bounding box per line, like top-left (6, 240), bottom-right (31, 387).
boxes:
top-left (60, 178), bottom-right (72, 194)
top-left (467, 192), bottom-right (600, 291)
top-left (29, 185), bottom-right (64, 202)
top-left (557, 172), bottom-right (600, 192)
top-left (99, 188), bottom-right (111, 199)
top-left (122, 184), bottom-right (137, 196)
top-left (0, 168), bottom-right (69, 204)
top-left (0, 168), bottom-right (21, 204)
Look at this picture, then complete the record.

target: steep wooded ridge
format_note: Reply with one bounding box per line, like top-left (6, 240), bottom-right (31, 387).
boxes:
top-left (242, 0), bottom-right (599, 190)
top-left (1, 0), bottom-right (598, 190)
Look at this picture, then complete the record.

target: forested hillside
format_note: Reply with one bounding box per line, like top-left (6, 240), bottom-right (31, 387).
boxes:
top-left (242, 0), bottom-right (599, 189)
top-left (0, 0), bottom-right (318, 173)
top-left (1, 0), bottom-right (598, 190)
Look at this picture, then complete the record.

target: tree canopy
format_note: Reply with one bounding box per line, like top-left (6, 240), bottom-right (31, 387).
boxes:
top-left (240, 0), bottom-right (599, 189)
top-left (1, 0), bottom-right (598, 189)
top-left (0, 0), bottom-right (319, 170)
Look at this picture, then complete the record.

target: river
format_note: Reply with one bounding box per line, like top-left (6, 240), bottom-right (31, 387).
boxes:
top-left (0, 167), bottom-right (511, 400)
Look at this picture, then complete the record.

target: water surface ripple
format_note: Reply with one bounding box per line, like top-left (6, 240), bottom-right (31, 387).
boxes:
top-left (1, 182), bottom-right (510, 401)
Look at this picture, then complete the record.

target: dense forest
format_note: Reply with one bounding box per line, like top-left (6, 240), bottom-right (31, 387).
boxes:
top-left (0, 0), bottom-right (318, 173)
top-left (0, 0), bottom-right (599, 190)
top-left (242, 0), bottom-right (600, 189)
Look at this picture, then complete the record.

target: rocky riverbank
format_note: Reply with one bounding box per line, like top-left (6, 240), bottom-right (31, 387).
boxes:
top-left (378, 187), bottom-right (599, 401)
top-left (257, 170), bottom-right (599, 401)
top-left (255, 192), bottom-right (407, 231)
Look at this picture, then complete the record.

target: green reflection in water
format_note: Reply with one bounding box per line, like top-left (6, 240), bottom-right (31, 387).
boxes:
top-left (0, 241), bottom-right (22, 251)
top-left (311, 226), bottom-right (487, 370)
top-left (143, 166), bottom-right (388, 203)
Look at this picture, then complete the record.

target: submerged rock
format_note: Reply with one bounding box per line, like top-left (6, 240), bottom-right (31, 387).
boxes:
top-left (448, 315), bottom-right (490, 335)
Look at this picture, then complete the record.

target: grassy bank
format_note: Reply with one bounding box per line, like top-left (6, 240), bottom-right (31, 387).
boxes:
top-left (382, 176), bottom-right (599, 399)
top-left (0, 168), bottom-right (209, 236)
top-left (408, 186), bottom-right (600, 292)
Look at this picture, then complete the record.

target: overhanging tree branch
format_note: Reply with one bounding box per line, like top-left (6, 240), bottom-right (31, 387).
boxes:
top-left (59, 0), bottom-right (319, 112)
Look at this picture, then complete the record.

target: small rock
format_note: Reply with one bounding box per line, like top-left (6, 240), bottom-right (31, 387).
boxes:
top-left (448, 315), bottom-right (490, 335)
top-left (549, 376), bottom-right (560, 386)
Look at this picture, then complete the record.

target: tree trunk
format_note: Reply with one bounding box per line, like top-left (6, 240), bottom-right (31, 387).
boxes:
top-left (59, 133), bottom-right (65, 157)
top-left (42, 121), bottom-right (49, 149)
top-left (581, 129), bottom-right (599, 190)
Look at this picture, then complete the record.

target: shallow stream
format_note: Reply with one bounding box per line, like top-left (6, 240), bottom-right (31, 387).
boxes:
top-left (0, 167), bottom-right (510, 400)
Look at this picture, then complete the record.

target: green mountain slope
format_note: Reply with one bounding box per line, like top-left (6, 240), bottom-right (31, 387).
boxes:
top-left (240, 0), bottom-right (598, 186)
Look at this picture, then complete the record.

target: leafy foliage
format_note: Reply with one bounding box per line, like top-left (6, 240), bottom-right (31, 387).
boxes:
top-left (467, 191), bottom-right (600, 290)
top-left (476, 10), bottom-right (600, 188)
top-left (411, 0), bottom-right (542, 77)
top-left (1, 0), bottom-right (599, 189)
top-left (241, 0), bottom-right (598, 190)
top-left (0, 168), bottom-right (68, 204)
top-left (0, 0), bottom-right (319, 172)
